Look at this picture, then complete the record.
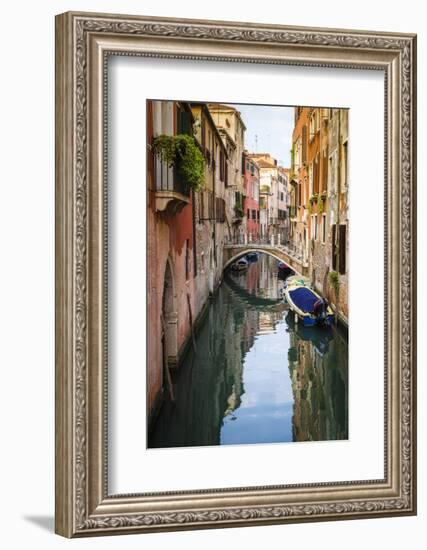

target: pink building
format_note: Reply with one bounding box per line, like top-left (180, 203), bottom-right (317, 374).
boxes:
top-left (243, 154), bottom-right (260, 240)
top-left (147, 100), bottom-right (197, 424)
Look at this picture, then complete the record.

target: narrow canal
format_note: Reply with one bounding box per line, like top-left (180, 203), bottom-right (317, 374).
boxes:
top-left (148, 254), bottom-right (348, 449)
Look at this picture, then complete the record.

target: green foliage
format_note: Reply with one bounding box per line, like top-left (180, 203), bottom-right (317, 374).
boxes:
top-left (152, 134), bottom-right (205, 191)
top-left (234, 205), bottom-right (244, 217)
top-left (328, 270), bottom-right (340, 295)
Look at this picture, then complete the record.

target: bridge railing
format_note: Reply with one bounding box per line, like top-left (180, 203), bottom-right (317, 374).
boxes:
top-left (224, 234), bottom-right (309, 266)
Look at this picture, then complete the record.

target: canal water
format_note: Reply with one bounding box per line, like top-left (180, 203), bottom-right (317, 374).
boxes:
top-left (148, 254), bottom-right (348, 449)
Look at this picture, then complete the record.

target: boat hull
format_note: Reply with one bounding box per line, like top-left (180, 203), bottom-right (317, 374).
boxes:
top-left (283, 282), bottom-right (334, 328)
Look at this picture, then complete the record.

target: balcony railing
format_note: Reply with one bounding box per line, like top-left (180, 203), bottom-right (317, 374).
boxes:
top-left (153, 153), bottom-right (191, 213)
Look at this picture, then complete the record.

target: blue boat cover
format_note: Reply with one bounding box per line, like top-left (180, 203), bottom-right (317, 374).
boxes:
top-left (289, 287), bottom-right (318, 313)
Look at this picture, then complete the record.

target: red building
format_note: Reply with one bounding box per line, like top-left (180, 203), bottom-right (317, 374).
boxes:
top-left (146, 100), bottom-right (229, 425)
top-left (146, 100), bottom-right (197, 423)
top-left (243, 154), bottom-right (260, 240)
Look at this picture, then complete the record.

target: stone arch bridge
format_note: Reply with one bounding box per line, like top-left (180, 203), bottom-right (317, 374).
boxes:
top-left (223, 243), bottom-right (309, 277)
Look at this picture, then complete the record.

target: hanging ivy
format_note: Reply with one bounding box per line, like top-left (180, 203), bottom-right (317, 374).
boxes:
top-left (152, 134), bottom-right (205, 191)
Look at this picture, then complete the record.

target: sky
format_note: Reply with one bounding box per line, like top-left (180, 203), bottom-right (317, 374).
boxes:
top-left (230, 103), bottom-right (295, 168)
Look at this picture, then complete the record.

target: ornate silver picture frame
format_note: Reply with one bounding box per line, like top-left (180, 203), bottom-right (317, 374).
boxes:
top-left (55, 11), bottom-right (417, 537)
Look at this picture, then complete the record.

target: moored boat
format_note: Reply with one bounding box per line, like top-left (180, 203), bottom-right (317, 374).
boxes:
top-left (230, 257), bottom-right (249, 272)
top-left (277, 261), bottom-right (294, 279)
top-left (283, 276), bottom-right (334, 327)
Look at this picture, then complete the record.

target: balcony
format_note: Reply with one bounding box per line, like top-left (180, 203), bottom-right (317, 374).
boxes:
top-left (154, 154), bottom-right (190, 214)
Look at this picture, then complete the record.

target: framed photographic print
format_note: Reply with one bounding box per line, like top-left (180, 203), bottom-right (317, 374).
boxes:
top-left (55, 11), bottom-right (417, 537)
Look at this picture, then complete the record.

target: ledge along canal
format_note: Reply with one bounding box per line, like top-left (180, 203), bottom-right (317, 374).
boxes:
top-left (148, 253), bottom-right (348, 449)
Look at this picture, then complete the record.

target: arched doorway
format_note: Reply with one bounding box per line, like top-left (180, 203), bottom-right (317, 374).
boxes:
top-left (161, 259), bottom-right (178, 368)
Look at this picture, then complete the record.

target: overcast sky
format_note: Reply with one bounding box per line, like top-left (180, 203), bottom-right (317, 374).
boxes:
top-left (230, 103), bottom-right (294, 168)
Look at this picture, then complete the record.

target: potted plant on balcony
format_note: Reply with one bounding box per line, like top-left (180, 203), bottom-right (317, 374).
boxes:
top-left (152, 134), bottom-right (205, 191)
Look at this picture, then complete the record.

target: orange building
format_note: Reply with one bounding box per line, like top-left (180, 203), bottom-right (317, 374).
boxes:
top-left (289, 107), bottom-right (348, 325)
top-left (289, 107), bottom-right (311, 268)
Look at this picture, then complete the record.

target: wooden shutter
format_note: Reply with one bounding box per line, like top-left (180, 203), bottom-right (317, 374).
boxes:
top-left (314, 159), bottom-right (319, 194)
top-left (332, 224), bottom-right (337, 270)
top-left (302, 125), bottom-right (307, 164)
top-left (219, 150), bottom-right (224, 182)
top-left (339, 224), bottom-right (347, 274)
top-left (178, 110), bottom-right (192, 135)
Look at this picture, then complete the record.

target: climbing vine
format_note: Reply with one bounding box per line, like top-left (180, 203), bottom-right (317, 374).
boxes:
top-left (152, 134), bottom-right (205, 191)
top-left (328, 270), bottom-right (339, 296)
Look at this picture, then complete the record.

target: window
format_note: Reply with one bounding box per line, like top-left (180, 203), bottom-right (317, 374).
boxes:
top-left (247, 208), bottom-right (250, 219)
top-left (343, 141), bottom-right (348, 187)
top-left (302, 125), bottom-right (307, 164)
top-left (332, 223), bottom-right (347, 274)
top-left (322, 150), bottom-right (328, 192)
top-left (252, 209), bottom-right (256, 220)
top-left (313, 157), bottom-right (319, 194)
top-left (309, 111), bottom-right (316, 140)
top-left (215, 197), bottom-right (225, 223)
top-left (314, 214), bottom-right (318, 240)
top-left (332, 224), bottom-right (337, 270)
top-left (177, 107), bottom-right (192, 135)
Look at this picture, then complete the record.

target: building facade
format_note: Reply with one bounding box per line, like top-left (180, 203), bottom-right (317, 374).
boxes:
top-left (147, 100), bottom-right (230, 423)
top-left (207, 104), bottom-right (246, 241)
top-left (289, 106), bottom-right (349, 324)
top-left (243, 153), bottom-right (260, 241)
top-left (248, 153), bottom-right (278, 242)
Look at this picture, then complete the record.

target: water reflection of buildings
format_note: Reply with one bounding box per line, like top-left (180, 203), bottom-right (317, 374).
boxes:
top-left (287, 312), bottom-right (348, 441)
top-left (149, 255), bottom-right (348, 448)
top-left (149, 257), bottom-right (285, 447)
top-left (222, 260), bottom-right (288, 427)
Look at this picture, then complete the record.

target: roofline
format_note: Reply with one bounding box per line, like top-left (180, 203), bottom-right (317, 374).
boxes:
top-left (190, 102), bottom-right (228, 155)
top-left (207, 103), bottom-right (247, 131)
